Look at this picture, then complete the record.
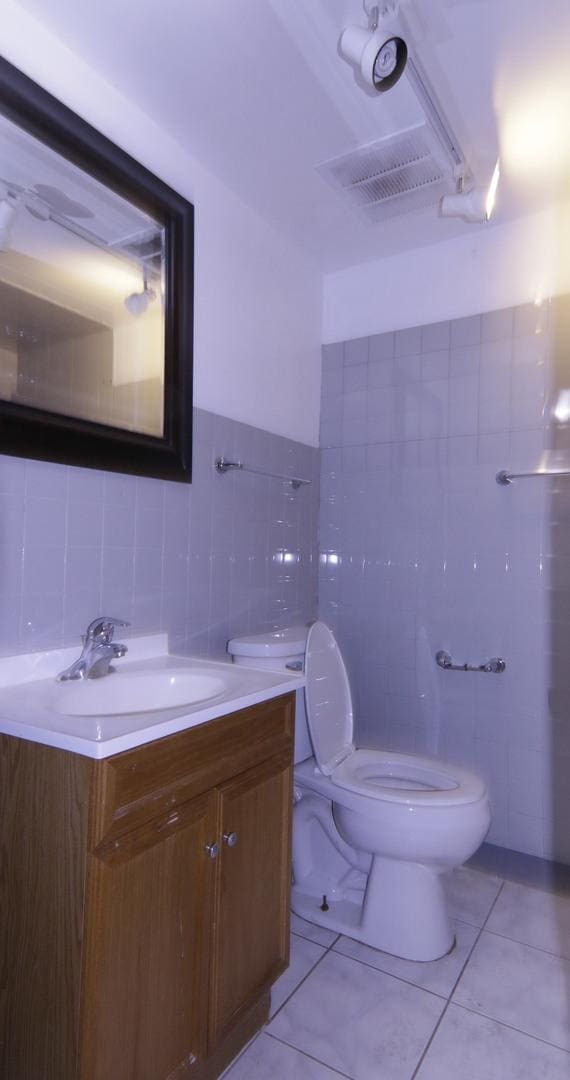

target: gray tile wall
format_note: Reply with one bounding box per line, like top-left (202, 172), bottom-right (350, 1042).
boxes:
top-left (318, 299), bottom-right (570, 863)
top-left (0, 407), bottom-right (319, 657)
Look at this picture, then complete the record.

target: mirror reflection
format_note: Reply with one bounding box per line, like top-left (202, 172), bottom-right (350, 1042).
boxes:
top-left (0, 112), bottom-right (165, 438)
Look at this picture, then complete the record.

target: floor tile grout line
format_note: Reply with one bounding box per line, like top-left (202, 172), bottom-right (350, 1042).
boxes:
top-left (480, 880), bottom-right (507, 932)
top-left (328, 943), bottom-right (448, 1002)
top-left (452, 1000), bottom-right (570, 1056)
top-left (481, 925), bottom-right (570, 962)
top-left (292, 928), bottom-right (340, 949)
top-left (328, 907), bottom-right (504, 1005)
top-left (267, 933), bottom-right (340, 1025)
top-left (270, 877), bottom-right (513, 1078)
top-left (220, 1031), bottom-right (261, 1078)
top-left (265, 1031), bottom-right (355, 1080)
top-left (225, 934), bottom-right (341, 1076)
top-left (409, 883), bottom-right (505, 1079)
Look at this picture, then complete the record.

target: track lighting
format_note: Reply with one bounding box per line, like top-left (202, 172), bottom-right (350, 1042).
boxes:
top-left (124, 268), bottom-right (156, 316)
top-left (440, 161), bottom-right (501, 224)
top-left (339, 3), bottom-right (407, 93)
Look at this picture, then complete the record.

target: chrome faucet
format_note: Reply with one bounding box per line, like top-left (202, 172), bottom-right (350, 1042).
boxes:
top-left (57, 617), bottom-right (130, 682)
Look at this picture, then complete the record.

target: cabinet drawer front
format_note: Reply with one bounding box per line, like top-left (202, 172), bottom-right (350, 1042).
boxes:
top-left (91, 694), bottom-right (294, 848)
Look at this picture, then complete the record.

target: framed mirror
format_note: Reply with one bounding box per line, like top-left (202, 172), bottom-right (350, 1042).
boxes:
top-left (0, 57), bottom-right (194, 482)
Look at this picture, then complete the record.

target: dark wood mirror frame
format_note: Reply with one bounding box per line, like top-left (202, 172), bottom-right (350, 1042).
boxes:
top-left (0, 57), bottom-right (194, 482)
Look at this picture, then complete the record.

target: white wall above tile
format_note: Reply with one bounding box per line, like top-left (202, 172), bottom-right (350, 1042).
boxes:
top-left (323, 204), bottom-right (570, 345)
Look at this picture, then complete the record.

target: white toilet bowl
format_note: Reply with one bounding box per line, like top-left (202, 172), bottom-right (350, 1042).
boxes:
top-left (228, 621), bottom-right (491, 963)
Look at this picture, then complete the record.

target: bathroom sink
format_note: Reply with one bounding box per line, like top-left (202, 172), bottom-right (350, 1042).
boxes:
top-left (54, 668), bottom-right (226, 716)
top-left (0, 632), bottom-right (306, 756)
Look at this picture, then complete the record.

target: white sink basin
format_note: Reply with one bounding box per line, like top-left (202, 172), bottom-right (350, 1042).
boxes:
top-left (55, 669), bottom-right (226, 716)
top-left (0, 632), bottom-right (305, 758)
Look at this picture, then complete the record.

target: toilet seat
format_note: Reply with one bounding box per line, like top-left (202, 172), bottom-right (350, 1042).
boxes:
top-left (305, 622), bottom-right (485, 809)
top-left (332, 748), bottom-right (486, 807)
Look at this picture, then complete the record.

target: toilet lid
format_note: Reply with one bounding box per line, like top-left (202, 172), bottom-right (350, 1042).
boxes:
top-left (305, 621), bottom-right (354, 775)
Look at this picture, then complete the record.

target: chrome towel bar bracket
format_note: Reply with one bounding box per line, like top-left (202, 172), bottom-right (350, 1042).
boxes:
top-left (436, 650), bottom-right (506, 674)
top-left (497, 468), bottom-right (570, 485)
top-left (214, 456), bottom-right (311, 489)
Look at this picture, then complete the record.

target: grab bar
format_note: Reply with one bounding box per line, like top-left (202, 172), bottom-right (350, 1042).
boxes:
top-left (435, 650), bottom-right (506, 674)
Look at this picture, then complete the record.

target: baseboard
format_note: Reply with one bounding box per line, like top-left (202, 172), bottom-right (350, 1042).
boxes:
top-left (468, 842), bottom-right (570, 895)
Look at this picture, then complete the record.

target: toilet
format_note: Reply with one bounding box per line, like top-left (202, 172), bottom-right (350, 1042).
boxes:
top-left (228, 621), bottom-right (491, 962)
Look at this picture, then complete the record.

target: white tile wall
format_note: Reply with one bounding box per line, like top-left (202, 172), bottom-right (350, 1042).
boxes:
top-left (319, 298), bottom-right (570, 863)
top-left (0, 407), bottom-right (319, 659)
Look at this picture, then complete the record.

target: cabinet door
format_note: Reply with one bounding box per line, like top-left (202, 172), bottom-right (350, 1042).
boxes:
top-left (209, 751), bottom-right (292, 1044)
top-left (81, 791), bottom-right (218, 1080)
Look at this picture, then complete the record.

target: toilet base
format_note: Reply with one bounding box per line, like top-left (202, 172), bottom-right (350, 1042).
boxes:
top-left (292, 854), bottom-right (454, 962)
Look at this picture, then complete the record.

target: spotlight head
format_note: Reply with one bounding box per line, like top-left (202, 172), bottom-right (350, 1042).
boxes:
top-left (124, 285), bottom-right (156, 317)
top-left (339, 23), bottom-right (408, 93)
top-left (440, 161), bottom-right (500, 224)
top-left (440, 188), bottom-right (489, 224)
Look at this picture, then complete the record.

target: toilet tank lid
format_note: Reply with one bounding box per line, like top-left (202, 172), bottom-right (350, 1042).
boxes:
top-left (227, 625), bottom-right (308, 658)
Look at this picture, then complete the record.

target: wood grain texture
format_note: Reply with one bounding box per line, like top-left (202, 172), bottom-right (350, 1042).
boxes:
top-left (91, 695), bottom-right (294, 848)
top-left (192, 992), bottom-right (270, 1080)
top-left (209, 750), bottom-right (293, 1045)
top-left (0, 693), bottom-right (294, 1079)
top-left (80, 791), bottom-right (217, 1080)
top-left (0, 734), bottom-right (92, 1080)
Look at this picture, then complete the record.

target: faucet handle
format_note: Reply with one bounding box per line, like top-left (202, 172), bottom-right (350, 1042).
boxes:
top-left (84, 616), bottom-right (130, 645)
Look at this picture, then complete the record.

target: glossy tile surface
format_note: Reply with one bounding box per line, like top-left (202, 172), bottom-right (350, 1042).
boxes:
top-left (268, 950), bottom-right (445, 1079)
top-left (0, 407), bottom-right (319, 656)
top-left (443, 867), bottom-right (503, 927)
top-left (223, 1033), bottom-right (346, 1080)
top-left (333, 919), bottom-right (478, 998)
top-left (486, 880), bottom-right (570, 959)
top-left (319, 299), bottom-right (570, 862)
top-left (453, 930), bottom-right (570, 1050)
top-left (270, 935), bottom-right (326, 1017)
top-left (225, 867), bottom-right (570, 1079)
top-left (416, 1004), bottom-right (570, 1080)
top-left (291, 912), bottom-right (339, 947)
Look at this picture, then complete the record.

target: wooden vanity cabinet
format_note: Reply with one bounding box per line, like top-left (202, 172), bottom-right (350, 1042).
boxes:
top-left (0, 693), bottom-right (294, 1080)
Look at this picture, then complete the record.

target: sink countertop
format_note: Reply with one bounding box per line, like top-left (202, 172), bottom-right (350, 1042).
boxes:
top-left (0, 633), bottom-right (305, 759)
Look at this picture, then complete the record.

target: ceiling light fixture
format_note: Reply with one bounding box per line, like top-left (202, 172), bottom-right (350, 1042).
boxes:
top-left (124, 268), bottom-right (157, 317)
top-left (339, 1), bottom-right (407, 94)
top-left (440, 160), bottom-right (501, 223)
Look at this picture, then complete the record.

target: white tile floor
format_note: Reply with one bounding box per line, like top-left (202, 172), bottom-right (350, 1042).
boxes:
top-left (224, 868), bottom-right (570, 1080)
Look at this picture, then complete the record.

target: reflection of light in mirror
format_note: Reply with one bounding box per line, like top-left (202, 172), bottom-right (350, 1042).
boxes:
top-left (553, 390), bottom-right (570, 424)
top-left (63, 255), bottom-right (142, 295)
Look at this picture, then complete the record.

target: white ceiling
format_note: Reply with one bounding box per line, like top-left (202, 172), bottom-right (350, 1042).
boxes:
top-left (15, 0), bottom-right (570, 271)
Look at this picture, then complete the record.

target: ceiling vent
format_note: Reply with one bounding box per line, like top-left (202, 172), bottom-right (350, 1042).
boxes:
top-left (317, 122), bottom-right (458, 224)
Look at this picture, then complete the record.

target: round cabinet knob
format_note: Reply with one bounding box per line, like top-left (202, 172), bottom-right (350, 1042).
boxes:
top-left (204, 841), bottom-right (219, 859)
top-left (223, 831), bottom-right (238, 848)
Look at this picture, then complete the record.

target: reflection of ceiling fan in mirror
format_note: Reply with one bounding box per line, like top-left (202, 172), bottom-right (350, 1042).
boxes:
top-left (0, 177), bottom-right (95, 248)
top-left (0, 177), bottom-right (162, 293)
top-left (22, 183), bottom-right (95, 221)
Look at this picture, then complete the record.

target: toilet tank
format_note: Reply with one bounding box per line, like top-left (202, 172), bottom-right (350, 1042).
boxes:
top-left (227, 626), bottom-right (313, 765)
